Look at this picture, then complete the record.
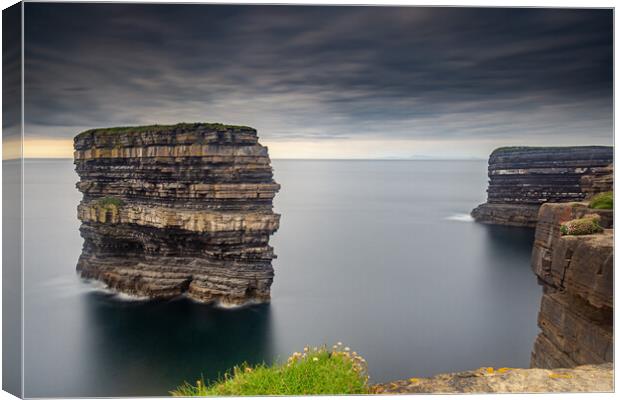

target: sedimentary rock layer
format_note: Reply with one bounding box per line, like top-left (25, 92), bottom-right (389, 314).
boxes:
top-left (581, 165), bottom-right (613, 199)
top-left (471, 146), bottom-right (613, 227)
top-left (74, 123), bottom-right (280, 305)
top-left (372, 363), bottom-right (612, 393)
top-left (530, 202), bottom-right (613, 369)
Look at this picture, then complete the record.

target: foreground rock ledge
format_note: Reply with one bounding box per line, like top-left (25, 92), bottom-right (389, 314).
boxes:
top-left (74, 123), bottom-right (280, 306)
top-left (372, 363), bottom-right (613, 394)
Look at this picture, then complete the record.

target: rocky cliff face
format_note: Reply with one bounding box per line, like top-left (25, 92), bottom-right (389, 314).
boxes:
top-left (471, 146), bottom-right (613, 227)
top-left (530, 202), bottom-right (613, 368)
top-left (74, 123), bottom-right (280, 306)
top-left (580, 165), bottom-right (613, 199)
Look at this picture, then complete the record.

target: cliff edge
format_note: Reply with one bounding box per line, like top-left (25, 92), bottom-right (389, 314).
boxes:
top-left (74, 123), bottom-right (280, 306)
top-left (530, 202), bottom-right (613, 368)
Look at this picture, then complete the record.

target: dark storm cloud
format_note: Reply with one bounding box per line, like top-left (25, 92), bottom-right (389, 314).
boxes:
top-left (24, 4), bottom-right (612, 148)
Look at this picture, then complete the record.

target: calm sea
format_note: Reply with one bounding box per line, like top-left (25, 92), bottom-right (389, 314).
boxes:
top-left (21, 159), bottom-right (540, 397)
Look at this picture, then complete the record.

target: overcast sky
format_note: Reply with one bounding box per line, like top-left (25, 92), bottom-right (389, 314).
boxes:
top-left (23, 4), bottom-right (613, 159)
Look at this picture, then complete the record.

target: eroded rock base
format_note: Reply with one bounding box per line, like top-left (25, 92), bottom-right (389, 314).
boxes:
top-left (471, 203), bottom-right (540, 227)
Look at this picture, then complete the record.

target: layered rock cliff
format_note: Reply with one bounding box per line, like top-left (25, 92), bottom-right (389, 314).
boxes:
top-left (581, 165), bottom-right (613, 199)
top-left (74, 123), bottom-right (280, 306)
top-left (530, 202), bottom-right (613, 368)
top-left (471, 146), bottom-right (613, 227)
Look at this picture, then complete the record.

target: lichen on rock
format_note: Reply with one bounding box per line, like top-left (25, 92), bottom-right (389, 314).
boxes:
top-left (372, 363), bottom-right (612, 394)
top-left (74, 122), bottom-right (280, 306)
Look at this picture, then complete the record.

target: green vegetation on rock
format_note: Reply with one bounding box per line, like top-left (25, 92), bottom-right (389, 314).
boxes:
top-left (171, 344), bottom-right (369, 396)
top-left (76, 122), bottom-right (254, 139)
top-left (97, 196), bottom-right (124, 208)
top-left (560, 214), bottom-right (603, 236)
top-left (588, 191), bottom-right (613, 210)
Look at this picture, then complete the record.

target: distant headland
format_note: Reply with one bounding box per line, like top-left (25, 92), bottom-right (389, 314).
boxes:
top-left (471, 146), bottom-right (613, 227)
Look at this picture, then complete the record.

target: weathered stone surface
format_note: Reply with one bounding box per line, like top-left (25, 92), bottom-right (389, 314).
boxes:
top-left (531, 203), bottom-right (613, 307)
top-left (531, 292), bottom-right (612, 368)
top-left (581, 165), bottom-right (613, 199)
top-left (372, 363), bottom-right (612, 393)
top-left (471, 146), bottom-right (613, 227)
top-left (74, 123), bottom-right (280, 306)
top-left (530, 202), bottom-right (613, 369)
top-left (471, 203), bottom-right (540, 227)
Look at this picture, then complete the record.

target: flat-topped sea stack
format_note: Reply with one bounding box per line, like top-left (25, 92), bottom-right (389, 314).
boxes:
top-left (74, 123), bottom-right (280, 306)
top-left (471, 146), bottom-right (613, 227)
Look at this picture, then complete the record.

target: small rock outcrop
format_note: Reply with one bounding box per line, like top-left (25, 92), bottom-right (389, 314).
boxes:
top-left (580, 165), bottom-right (613, 199)
top-left (471, 146), bottom-right (613, 227)
top-left (530, 202), bottom-right (613, 368)
top-left (74, 123), bottom-right (280, 306)
top-left (372, 363), bottom-right (612, 394)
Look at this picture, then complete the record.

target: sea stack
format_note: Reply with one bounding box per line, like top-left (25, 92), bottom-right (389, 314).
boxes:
top-left (73, 123), bottom-right (280, 306)
top-left (471, 146), bottom-right (613, 227)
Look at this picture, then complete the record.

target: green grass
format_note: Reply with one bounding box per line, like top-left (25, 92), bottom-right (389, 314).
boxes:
top-left (76, 123), bottom-right (254, 139)
top-left (560, 214), bottom-right (603, 236)
top-left (97, 196), bottom-right (124, 208)
top-left (589, 191), bottom-right (613, 210)
top-left (171, 344), bottom-right (369, 396)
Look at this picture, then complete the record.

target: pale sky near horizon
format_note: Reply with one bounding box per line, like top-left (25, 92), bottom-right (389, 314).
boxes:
top-left (10, 4), bottom-right (614, 159)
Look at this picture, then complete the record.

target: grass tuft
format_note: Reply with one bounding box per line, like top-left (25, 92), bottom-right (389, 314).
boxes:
top-left (560, 214), bottom-right (603, 236)
top-left (171, 344), bottom-right (369, 396)
top-left (589, 191), bottom-right (613, 210)
top-left (97, 196), bottom-right (124, 208)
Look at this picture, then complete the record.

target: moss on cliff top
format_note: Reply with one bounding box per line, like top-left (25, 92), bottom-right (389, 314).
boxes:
top-left (75, 122), bottom-right (255, 140)
top-left (589, 191), bottom-right (613, 210)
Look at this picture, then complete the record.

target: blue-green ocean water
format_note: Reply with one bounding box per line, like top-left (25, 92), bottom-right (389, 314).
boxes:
top-left (22, 159), bottom-right (540, 397)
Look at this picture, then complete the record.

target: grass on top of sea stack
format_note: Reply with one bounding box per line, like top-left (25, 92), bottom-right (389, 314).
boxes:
top-left (170, 344), bottom-right (369, 396)
top-left (589, 191), bottom-right (613, 210)
top-left (75, 122), bottom-right (255, 139)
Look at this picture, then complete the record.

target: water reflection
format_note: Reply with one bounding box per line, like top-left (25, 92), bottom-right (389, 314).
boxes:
top-left (481, 224), bottom-right (536, 257)
top-left (78, 294), bottom-right (274, 397)
top-left (476, 224), bottom-right (540, 363)
top-left (3, 160), bottom-right (22, 395)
